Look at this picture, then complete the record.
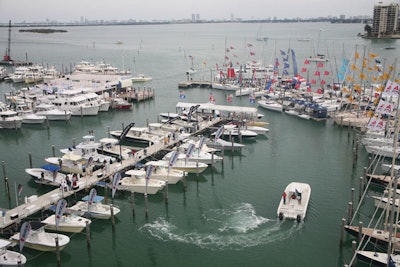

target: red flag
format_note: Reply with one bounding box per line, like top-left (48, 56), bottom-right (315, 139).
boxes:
top-left (225, 56), bottom-right (229, 60)
top-left (230, 45), bottom-right (234, 49)
top-left (301, 67), bottom-right (307, 73)
top-left (306, 86), bottom-right (312, 92)
top-left (314, 70), bottom-right (320, 76)
top-left (226, 94), bottom-right (233, 103)
top-left (317, 62), bottom-right (324, 68)
top-left (320, 80), bottom-right (326, 85)
top-left (323, 70), bottom-right (330, 75)
top-left (304, 60), bottom-right (310, 65)
top-left (250, 52), bottom-right (255, 56)
top-left (316, 88), bottom-right (323, 94)
top-left (311, 79), bottom-right (317, 85)
top-left (226, 48), bottom-right (230, 52)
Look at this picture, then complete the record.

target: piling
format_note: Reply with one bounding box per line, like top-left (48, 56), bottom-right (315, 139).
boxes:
top-left (28, 152), bottom-right (33, 168)
top-left (110, 204), bottom-right (115, 231)
top-left (131, 191), bottom-right (135, 217)
top-left (55, 236), bottom-right (61, 267)
top-left (2, 161), bottom-right (10, 198)
top-left (351, 188), bottom-right (355, 211)
top-left (145, 193), bottom-right (149, 219)
top-left (52, 145), bottom-right (56, 157)
top-left (347, 202), bottom-right (353, 224)
top-left (86, 221), bottom-right (91, 248)
top-left (164, 181), bottom-right (169, 205)
top-left (340, 218), bottom-right (346, 246)
top-left (358, 221), bottom-right (363, 244)
top-left (352, 240), bottom-right (357, 256)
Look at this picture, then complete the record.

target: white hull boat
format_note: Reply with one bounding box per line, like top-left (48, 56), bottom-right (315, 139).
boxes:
top-left (277, 182), bottom-right (311, 222)
top-left (45, 156), bottom-right (83, 174)
top-left (119, 170), bottom-right (166, 194)
top-left (42, 214), bottom-right (92, 233)
top-left (10, 222), bottom-right (70, 251)
top-left (258, 99), bottom-right (283, 112)
top-left (34, 104), bottom-right (72, 121)
top-left (356, 250), bottom-right (400, 267)
top-left (98, 137), bottom-right (132, 160)
top-left (0, 239), bottom-right (27, 266)
top-left (153, 160), bottom-right (208, 174)
top-left (163, 150), bottom-right (223, 165)
top-left (25, 167), bottom-right (66, 185)
top-left (68, 196), bottom-right (120, 219)
top-left (144, 161), bottom-right (186, 184)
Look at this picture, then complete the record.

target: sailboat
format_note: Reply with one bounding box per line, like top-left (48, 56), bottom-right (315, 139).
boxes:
top-left (308, 29), bottom-right (329, 62)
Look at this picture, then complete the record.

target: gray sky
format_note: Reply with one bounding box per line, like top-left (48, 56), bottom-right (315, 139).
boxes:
top-left (0, 0), bottom-right (389, 23)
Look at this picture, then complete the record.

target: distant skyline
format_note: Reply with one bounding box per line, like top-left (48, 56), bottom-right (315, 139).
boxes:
top-left (0, 0), bottom-right (394, 23)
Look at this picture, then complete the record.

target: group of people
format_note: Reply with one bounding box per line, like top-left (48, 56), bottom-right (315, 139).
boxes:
top-left (60, 173), bottom-right (79, 192)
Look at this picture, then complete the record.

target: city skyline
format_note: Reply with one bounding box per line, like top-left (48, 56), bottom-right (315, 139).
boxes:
top-left (0, 0), bottom-right (386, 23)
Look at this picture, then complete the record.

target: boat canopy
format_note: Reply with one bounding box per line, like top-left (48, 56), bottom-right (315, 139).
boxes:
top-left (82, 195), bottom-right (104, 202)
top-left (176, 102), bottom-right (258, 117)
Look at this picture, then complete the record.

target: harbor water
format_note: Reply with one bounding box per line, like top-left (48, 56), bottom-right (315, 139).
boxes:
top-left (0, 22), bottom-right (398, 266)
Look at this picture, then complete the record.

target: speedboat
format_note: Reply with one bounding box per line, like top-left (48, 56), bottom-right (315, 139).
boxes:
top-left (68, 195), bottom-right (120, 219)
top-left (45, 155), bottom-right (84, 174)
top-left (151, 159), bottom-right (208, 174)
top-left (10, 221), bottom-right (70, 251)
top-left (110, 127), bottom-right (165, 145)
top-left (119, 170), bottom-right (166, 194)
top-left (203, 137), bottom-right (246, 151)
top-left (25, 165), bottom-right (66, 185)
top-left (277, 182), bottom-right (311, 222)
top-left (97, 137), bottom-right (132, 160)
top-left (42, 214), bottom-right (92, 233)
top-left (131, 74), bottom-right (152, 82)
top-left (258, 99), bottom-right (283, 112)
top-left (163, 149), bottom-right (223, 165)
top-left (211, 128), bottom-right (258, 139)
top-left (144, 161), bottom-right (186, 184)
top-left (0, 239), bottom-right (27, 266)
top-left (0, 106), bottom-right (23, 129)
top-left (34, 103), bottom-right (72, 121)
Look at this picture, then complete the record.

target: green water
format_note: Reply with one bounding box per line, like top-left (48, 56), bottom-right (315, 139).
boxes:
top-left (0, 22), bottom-right (397, 266)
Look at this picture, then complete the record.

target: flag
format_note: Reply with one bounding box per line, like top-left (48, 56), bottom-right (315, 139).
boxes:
top-left (185, 143), bottom-right (195, 165)
top-left (230, 45), bottom-right (234, 49)
top-left (179, 91), bottom-right (186, 99)
top-left (88, 188), bottom-right (97, 211)
top-left (301, 67), bottom-right (307, 73)
top-left (226, 94), bottom-right (233, 103)
top-left (304, 59), bottom-right (310, 65)
top-left (168, 151), bottom-right (179, 173)
top-left (320, 80), bottom-right (326, 85)
top-left (280, 50), bottom-right (286, 56)
top-left (250, 51), bottom-right (255, 56)
top-left (112, 173), bottom-right (121, 199)
top-left (323, 70), bottom-right (330, 75)
top-left (214, 126), bottom-right (224, 142)
top-left (316, 88), bottom-right (323, 94)
top-left (55, 199), bottom-right (67, 230)
top-left (145, 164), bottom-right (153, 187)
top-left (19, 221), bottom-right (31, 252)
top-left (314, 70), bottom-right (321, 76)
top-left (311, 79), bottom-right (316, 85)
top-left (17, 184), bottom-right (23, 196)
top-left (198, 137), bottom-right (206, 152)
top-left (317, 62), bottom-right (324, 68)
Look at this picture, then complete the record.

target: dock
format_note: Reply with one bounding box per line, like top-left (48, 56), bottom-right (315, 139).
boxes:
top-left (178, 80), bottom-right (212, 88)
top-left (0, 116), bottom-right (223, 232)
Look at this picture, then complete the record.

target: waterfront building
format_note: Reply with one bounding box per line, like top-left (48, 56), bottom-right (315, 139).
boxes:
top-left (371, 1), bottom-right (400, 38)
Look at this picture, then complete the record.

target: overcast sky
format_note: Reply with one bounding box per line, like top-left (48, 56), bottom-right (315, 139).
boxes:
top-left (0, 0), bottom-right (394, 23)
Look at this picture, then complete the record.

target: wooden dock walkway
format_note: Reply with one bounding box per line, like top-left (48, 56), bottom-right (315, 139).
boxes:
top-left (0, 117), bottom-right (223, 232)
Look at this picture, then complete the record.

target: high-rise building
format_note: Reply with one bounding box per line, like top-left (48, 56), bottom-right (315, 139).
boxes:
top-left (371, 1), bottom-right (399, 37)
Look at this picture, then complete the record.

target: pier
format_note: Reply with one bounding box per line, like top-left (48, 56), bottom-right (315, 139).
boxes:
top-left (178, 80), bottom-right (212, 88)
top-left (0, 116), bottom-right (223, 232)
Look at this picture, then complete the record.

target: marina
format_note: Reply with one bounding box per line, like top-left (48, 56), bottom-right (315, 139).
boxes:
top-left (0, 21), bottom-right (399, 267)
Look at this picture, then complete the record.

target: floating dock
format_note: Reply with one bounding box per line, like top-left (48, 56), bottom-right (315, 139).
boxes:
top-left (178, 80), bottom-right (212, 88)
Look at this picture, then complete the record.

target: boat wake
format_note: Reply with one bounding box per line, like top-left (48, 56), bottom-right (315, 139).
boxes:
top-left (140, 202), bottom-right (302, 250)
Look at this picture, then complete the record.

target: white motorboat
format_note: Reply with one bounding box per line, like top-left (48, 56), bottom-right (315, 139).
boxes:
top-left (204, 137), bottom-right (246, 151)
top-left (42, 214), bottom-right (92, 233)
top-left (164, 149), bottom-right (223, 165)
top-left (356, 250), bottom-right (400, 267)
top-left (14, 103), bottom-right (46, 124)
top-left (0, 239), bottom-right (27, 266)
top-left (365, 145), bottom-right (400, 158)
top-left (0, 106), bottom-right (23, 129)
top-left (297, 113), bottom-right (310, 120)
top-left (152, 159), bottom-right (208, 174)
top-left (372, 195), bottom-right (399, 209)
top-left (258, 99), bottom-right (283, 112)
top-left (211, 128), bottom-right (258, 139)
top-left (211, 82), bottom-right (240, 91)
top-left (144, 161), bottom-right (186, 184)
top-left (235, 87), bottom-right (256, 97)
top-left (98, 137), bottom-right (132, 160)
top-left (45, 155), bottom-right (83, 174)
top-left (277, 182), bottom-right (311, 222)
top-left (60, 135), bottom-right (116, 164)
top-left (118, 170), bottom-right (166, 194)
top-left (50, 94), bottom-right (100, 116)
top-left (110, 127), bottom-right (165, 145)
top-left (131, 74), bottom-right (152, 82)
top-left (34, 103), bottom-right (72, 121)
top-left (25, 165), bottom-right (66, 185)
top-left (284, 109), bottom-right (299, 116)
top-left (68, 196), bottom-right (120, 219)
top-left (10, 221), bottom-right (70, 251)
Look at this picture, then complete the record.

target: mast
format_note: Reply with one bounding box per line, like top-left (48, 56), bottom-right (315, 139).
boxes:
top-left (3, 20), bottom-right (11, 61)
